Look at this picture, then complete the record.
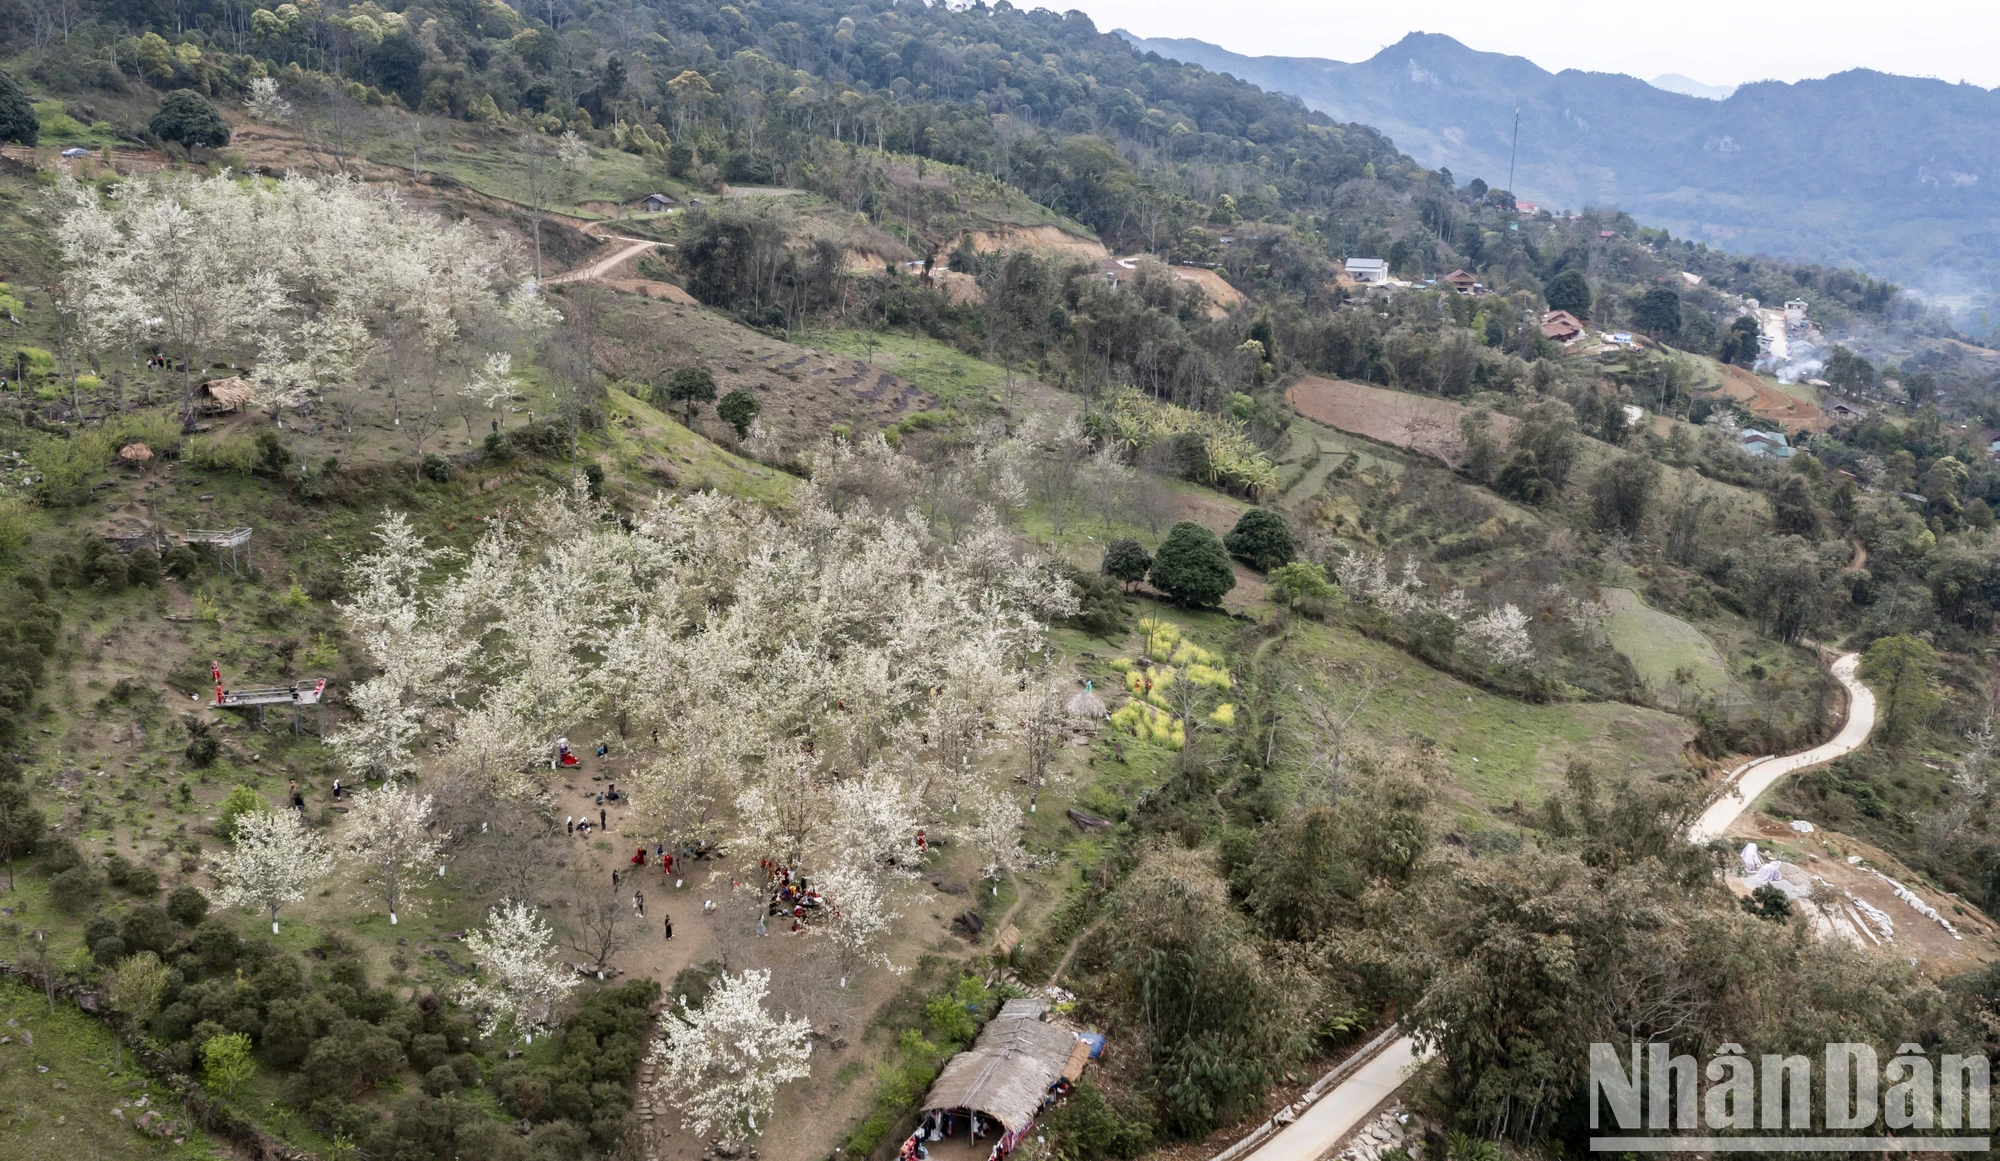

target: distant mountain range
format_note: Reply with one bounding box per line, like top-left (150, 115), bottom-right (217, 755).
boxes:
top-left (1117, 30), bottom-right (2000, 311)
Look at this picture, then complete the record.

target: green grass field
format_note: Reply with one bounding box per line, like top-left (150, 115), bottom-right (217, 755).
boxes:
top-left (1601, 587), bottom-right (1733, 702)
top-left (800, 329), bottom-right (1015, 412)
top-left (1277, 620), bottom-right (1695, 811)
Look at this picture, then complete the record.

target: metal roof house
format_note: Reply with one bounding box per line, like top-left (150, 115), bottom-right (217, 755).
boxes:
top-left (1737, 429), bottom-right (1794, 459)
top-left (1344, 258), bottom-right (1390, 285)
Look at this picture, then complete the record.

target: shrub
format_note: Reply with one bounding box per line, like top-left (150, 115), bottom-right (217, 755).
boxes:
top-left (1101, 539), bottom-right (1152, 587)
top-left (188, 433), bottom-right (260, 474)
top-left (0, 495), bottom-right (30, 558)
top-left (421, 453), bottom-right (452, 482)
top-left (1224, 508), bottom-right (1293, 571)
top-left (202, 1031), bottom-right (255, 1096)
top-left (50, 863), bottom-right (105, 912)
top-left (1062, 567), bottom-right (1131, 640)
top-left (31, 429), bottom-right (112, 506)
top-left (1148, 521), bottom-right (1236, 607)
top-left (483, 431), bottom-right (514, 461)
top-left (121, 905), bottom-right (175, 953)
top-left (168, 884), bottom-right (210, 926)
top-left (150, 90), bottom-right (230, 149)
top-left (1044, 1078), bottom-right (1156, 1160)
top-left (127, 547), bottom-right (163, 587)
top-left (106, 852), bottom-right (161, 896)
top-left (716, 387), bottom-right (761, 437)
top-left (216, 786), bottom-right (265, 838)
top-left (583, 462), bottom-right (604, 498)
top-left (185, 720), bottom-right (221, 769)
top-left (92, 934), bottom-right (129, 965)
top-left (424, 1064), bottom-right (461, 1096)
top-left (0, 71), bottom-right (36, 146)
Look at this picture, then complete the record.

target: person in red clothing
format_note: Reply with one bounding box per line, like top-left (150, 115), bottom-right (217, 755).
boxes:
top-left (630, 848), bottom-right (647, 866)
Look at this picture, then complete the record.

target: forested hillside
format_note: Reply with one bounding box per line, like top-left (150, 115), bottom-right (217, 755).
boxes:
top-left (1120, 30), bottom-right (2000, 322)
top-left (5, 4), bottom-right (2000, 1161)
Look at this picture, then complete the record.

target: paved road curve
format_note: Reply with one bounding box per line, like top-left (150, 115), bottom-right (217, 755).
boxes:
top-left (1689, 651), bottom-right (1873, 843)
top-left (1223, 652), bottom-right (1875, 1161)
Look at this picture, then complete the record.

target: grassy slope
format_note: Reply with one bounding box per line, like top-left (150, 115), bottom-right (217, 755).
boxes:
top-left (0, 978), bottom-right (224, 1160)
top-left (1600, 586), bottom-right (1733, 700)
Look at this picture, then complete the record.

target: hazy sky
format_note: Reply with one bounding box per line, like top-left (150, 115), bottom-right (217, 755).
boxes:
top-left (1068, 0), bottom-right (2000, 88)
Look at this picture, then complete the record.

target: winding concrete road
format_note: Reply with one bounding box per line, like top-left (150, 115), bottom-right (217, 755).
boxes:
top-left (1217, 652), bottom-right (1875, 1161)
top-left (1689, 651), bottom-right (1873, 843)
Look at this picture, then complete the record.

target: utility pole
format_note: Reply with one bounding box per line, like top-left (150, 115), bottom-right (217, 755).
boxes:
top-left (1507, 107), bottom-right (1520, 198)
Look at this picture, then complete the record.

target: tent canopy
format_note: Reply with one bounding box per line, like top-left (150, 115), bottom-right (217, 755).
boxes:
top-left (921, 998), bottom-right (1076, 1132)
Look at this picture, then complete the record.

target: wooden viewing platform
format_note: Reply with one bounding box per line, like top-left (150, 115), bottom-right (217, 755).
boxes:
top-left (214, 676), bottom-right (327, 735)
top-left (177, 527), bottom-right (253, 575)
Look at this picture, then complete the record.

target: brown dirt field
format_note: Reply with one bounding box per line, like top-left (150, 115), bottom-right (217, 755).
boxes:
top-left (1714, 365), bottom-right (1826, 433)
top-left (594, 295), bottom-right (943, 456)
top-left (1284, 377), bottom-right (1515, 468)
top-left (1168, 265), bottom-right (1245, 318)
top-left (965, 224), bottom-right (1109, 261)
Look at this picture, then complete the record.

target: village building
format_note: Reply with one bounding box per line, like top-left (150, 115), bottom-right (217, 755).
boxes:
top-left (1344, 257), bottom-right (1390, 284)
top-left (1442, 269), bottom-right (1480, 295)
top-left (1539, 309), bottom-right (1585, 343)
top-left (640, 193), bottom-right (676, 212)
top-left (1737, 429), bottom-right (1794, 459)
top-left (918, 998), bottom-right (1089, 1158)
top-left (1823, 400), bottom-right (1868, 422)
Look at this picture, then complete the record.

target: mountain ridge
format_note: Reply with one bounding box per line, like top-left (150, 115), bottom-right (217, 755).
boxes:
top-left (1116, 29), bottom-right (2000, 312)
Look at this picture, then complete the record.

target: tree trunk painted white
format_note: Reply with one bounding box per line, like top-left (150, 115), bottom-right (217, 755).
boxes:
top-left (272, 921), bottom-right (280, 934)
top-left (390, 911), bottom-right (398, 925)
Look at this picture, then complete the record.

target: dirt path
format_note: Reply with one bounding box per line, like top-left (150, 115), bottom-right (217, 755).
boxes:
top-left (1846, 537), bottom-right (1867, 572)
top-left (545, 234), bottom-right (665, 285)
top-left (1046, 916), bottom-right (1105, 987)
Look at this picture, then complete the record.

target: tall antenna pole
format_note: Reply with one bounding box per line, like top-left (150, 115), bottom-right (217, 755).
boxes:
top-left (1507, 107), bottom-right (1520, 196)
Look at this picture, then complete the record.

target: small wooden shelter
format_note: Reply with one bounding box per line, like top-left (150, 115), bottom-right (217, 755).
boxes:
top-left (118, 442), bottom-right (154, 466)
top-left (922, 998), bottom-right (1080, 1142)
top-left (196, 377), bottom-right (256, 414)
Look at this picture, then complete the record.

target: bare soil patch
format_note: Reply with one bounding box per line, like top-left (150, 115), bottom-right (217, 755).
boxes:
top-left (1285, 377), bottom-right (1513, 468)
top-left (1713, 365), bottom-right (1826, 433)
top-left (965, 224), bottom-right (1109, 261)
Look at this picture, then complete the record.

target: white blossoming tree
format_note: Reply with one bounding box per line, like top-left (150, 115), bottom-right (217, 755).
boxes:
top-left (459, 900), bottom-right (577, 1044)
top-left (243, 77), bottom-right (294, 123)
top-left (812, 860), bottom-right (900, 987)
top-left (965, 787), bottom-right (1025, 894)
top-left (209, 809), bottom-right (337, 934)
top-left (344, 781), bottom-right (443, 925)
top-left (648, 968), bottom-right (811, 1144)
top-left (1463, 603), bottom-right (1535, 668)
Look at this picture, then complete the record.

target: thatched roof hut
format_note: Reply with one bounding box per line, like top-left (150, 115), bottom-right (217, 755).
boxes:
top-left (196, 377), bottom-right (255, 412)
top-left (921, 998), bottom-right (1078, 1133)
top-left (118, 442), bottom-right (154, 463)
top-left (1064, 681), bottom-right (1107, 719)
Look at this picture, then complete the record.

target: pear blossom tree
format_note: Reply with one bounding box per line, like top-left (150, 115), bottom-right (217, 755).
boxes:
top-left (812, 860), bottom-right (900, 987)
top-left (459, 899), bottom-right (577, 1044)
top-left (209, 809), bottom-right (337, 934)
top-left (344, 781), bottom-right (443, 925)
top-left (964, 787), bottom-right (1025, 895)
top-left (648, 968), bottom-right (812, 1144)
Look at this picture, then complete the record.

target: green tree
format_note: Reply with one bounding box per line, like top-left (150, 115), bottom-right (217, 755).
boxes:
top-left (663, 367), bottom-right (718, 423)
top-left (1222, 508), bottom-right (1293, 571)
top-left (202, 1031), bottom-right (256, 1098)
top-left (149, 90), bottom-right (231, 149)
top-left (167, 884), bottom-right (210, 926)
top-left (1722, 315), bottom-right (1762, 366)
top-left (1544, 269), bottom-right (1591, 317)
top-left (1269, 562), bottom-right (1339, 613)
top-left (1772, 474), bottom-right (1822, 537)
top-left (0, 764), bottom-right (43, 890)
top-left (1101, 538), bottom-right (1152, 588)
top-left (1633, 286), bottom-right (1682, 336)
top-left (216, 786), bottom-right (266, 840)
top-left (109, 952), bottom-right (170, 1067)
top-left (0, 71), bottom-right (36, 146)
top-left (1586, 453), bottom-right (1659, 535)
top-left (715, 388), bottom-right (761, 437)
top-left (1148, 521), bottom-right (1235, 607)
top-left (1493, 451), bottom-right (1553, 505)
top-left (1860, 634), bottom-right (1939, 744)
